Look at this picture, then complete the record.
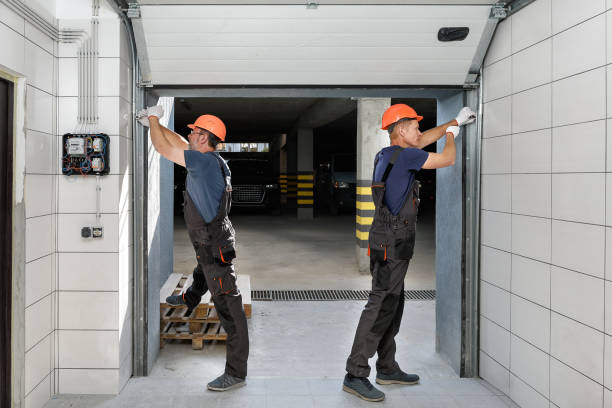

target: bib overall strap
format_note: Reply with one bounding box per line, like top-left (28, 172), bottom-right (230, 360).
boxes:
top-left (381, 146), bottom-right (403, 183)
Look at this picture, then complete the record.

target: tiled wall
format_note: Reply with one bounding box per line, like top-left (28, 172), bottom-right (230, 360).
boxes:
top-left (480, 1), bottom-right (612, 407)
top-left (1, 1), bottom-right (133, 406)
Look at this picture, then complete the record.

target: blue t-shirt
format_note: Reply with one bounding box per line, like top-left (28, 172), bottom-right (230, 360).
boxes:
top-left (184, 150), bottom-right (229, 223)
top-left (373, 146), bottom-right (429, 215)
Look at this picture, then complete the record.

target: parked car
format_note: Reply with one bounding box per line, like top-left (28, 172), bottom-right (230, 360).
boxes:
top-left (316, 153), bottom-right (356, 215)
top-left (225, 158), bottom-right (280, 213)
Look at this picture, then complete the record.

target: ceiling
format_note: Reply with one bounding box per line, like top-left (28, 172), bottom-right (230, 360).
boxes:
top-left (137, 3), bottom-right (492, 86)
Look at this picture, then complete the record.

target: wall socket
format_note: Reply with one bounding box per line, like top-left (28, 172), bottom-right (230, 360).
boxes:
top-left (81, 226), bottom-right (103, 239)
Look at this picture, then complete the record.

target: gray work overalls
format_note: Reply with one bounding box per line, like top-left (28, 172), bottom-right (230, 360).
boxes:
top-left (182, 152), bottom-right (249, 379)
top-left (346, 146), bottom-right (420, 377)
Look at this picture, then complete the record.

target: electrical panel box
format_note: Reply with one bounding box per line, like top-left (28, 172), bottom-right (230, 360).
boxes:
top-left (62, 133), bottom-right (110, 176)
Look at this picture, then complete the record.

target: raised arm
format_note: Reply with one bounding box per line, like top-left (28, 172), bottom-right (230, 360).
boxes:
top-left (421, 126), bottom-right (458, 169)
top-left (418, 107), bottom-right (476, 149)
top-left (142, 107), bottom-right (188, 167)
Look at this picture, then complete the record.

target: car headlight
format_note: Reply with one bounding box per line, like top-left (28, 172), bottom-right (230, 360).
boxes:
top-left (334, 181), bottom-right (350, 189)
top-left (265, 184), bottom-right (279, 189)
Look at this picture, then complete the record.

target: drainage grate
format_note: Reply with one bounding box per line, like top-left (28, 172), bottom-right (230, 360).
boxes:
top-left (251, 289), bottom-right (435, 301)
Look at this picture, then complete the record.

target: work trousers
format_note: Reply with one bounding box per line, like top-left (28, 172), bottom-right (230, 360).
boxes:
top-left (346, 256), bottom-right (409, 377)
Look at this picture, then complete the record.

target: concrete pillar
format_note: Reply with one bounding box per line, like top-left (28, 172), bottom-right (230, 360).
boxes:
top-left (355, 98), bottom-right (391, 273)
top-left (286, 130), bottom-right (298, 210)
top-left (297, 128), bottom-right (314, 220)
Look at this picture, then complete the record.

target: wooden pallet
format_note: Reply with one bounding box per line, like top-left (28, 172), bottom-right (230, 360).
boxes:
top-left (159, 273), bottom-right (251, 349)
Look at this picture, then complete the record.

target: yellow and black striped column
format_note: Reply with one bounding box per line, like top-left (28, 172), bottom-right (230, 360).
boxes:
top-left (279, 173), bottom-right (288, 204)
top-left (297, 172), bottom-right (314, 210)
top-left (356, 180), bottom-right (375, 248)
top-left (287, 173), bottom-right (297, 207)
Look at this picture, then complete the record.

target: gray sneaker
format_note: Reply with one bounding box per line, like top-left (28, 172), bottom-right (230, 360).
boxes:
top-left (343, 374), bottom-right (385, 402)
top-left (376, 370), bottom-right (419, 385)
top-left (207, 373), bottom-right (246, 392)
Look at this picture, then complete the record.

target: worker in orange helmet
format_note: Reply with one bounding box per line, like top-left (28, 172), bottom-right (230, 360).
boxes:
top-left (136, 106), bottom-right (249, 392)
top-left (343, 104), bottom-right (476, 402)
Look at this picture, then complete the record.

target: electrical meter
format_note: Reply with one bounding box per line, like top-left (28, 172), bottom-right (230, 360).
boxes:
top-left (62, 133), bottom-right (110, 176)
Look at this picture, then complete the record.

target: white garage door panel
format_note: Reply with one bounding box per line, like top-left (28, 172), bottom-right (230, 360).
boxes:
top-left (140, 5), bottom-right (490, 85)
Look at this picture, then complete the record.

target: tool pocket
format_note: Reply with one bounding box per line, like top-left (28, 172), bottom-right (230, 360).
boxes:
top-left (208, 264), bottom-right (237, 296)
top-left (214, 244), bottom-right (236, 265)
top-left (195, 245), bottom-right (214, 265)
top-left (368, 228), bottom-right (389, 264)
top-left (394, 232), bottom-right (416, 260)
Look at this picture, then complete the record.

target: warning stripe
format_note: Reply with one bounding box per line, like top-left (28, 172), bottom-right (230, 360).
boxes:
top-left (297, 172), bottom-right (314, 208)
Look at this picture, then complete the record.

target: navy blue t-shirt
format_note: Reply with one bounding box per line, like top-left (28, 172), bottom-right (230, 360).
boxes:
top-left (184, 150), bottom-right (229, 223)
top-left (373, 146), bottom-right (429, 215)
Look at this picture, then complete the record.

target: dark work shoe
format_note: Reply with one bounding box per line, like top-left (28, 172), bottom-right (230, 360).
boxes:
top-left (343, 374), bottom-right (385, 402)
top-left (165, 293), bottom-right (187, 306)
top-left (207, 373), bottom-right (246, 392)
top-left (376, 370), bottom-right (419, 385)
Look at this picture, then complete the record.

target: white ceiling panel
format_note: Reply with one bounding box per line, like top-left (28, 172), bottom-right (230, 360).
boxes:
top-left (140, 4), bottom-right (491, 86)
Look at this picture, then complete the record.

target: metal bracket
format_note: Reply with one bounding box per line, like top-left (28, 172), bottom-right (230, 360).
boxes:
top-left (127, 3), bottom-right (141, 19)
top-left (138, 80), bottom-right (153, 88)
top-left (306, 1), bottom-right (318, 9)
top-left (490, 3), bottom-right (508, 19)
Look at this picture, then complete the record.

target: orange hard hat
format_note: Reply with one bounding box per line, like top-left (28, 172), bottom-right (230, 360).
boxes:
top-left (187, 114), bottom-right (227, 141)
top-left (381, 104), bottom-right (423, 130)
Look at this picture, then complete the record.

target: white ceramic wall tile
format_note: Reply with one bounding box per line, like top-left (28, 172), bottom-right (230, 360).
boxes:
top-left (510, 334), bottom-right (550, 396)
top-left (25, 294), bottom-right (51, 351)
top-left (57, 19), bottom-right (89, 58)
top-left (481, 281), bottom-right (511, 329)
top-left (481, 210), bottom-right (511, 252)
top-left (25, 254), bottom-right (52, 307)
top-left (481, 317), bottom-right (510, 368)
top-left (57, 213), bottom-right (119, 252)
top-left (119, 60), bottom-right (131, 103)
top-left (25, 215), bottom-right (53, 262)
top-left (552, 220), bottom-right (605, 279)
top-left (607, 229), bottom-right (612, 280)
top-left (512, 39), bottom-right (552, 93)
top-left (511, 215), bottom-right (551, 263)
top-left (58, 252), bottom-right (119, 291)
top-left (98, 18), bottom-right (121, 58)
top-left (24, 334), bottom-right (51, 395)
top-left (484, 18), bottom-right (511, 66)
top-left (551, 266), bottom-right (605, 330)
top-left (552, 14), bottom-right (606, 80)
top-left (25, 175), bottom-right (53, 218)
top-left (26, 85), bottom-right (53, 134)
top-left (59, 330), bottom-right (118, 368)
top-left (552, 119), bottom-right (606, 172)
top-left (25, 373), bottom-right (50, 408)
top-left (119, 311), bottom-right (132, 364)
top-left (550, 357), bottom-right (603, 408)
top-left (0, 2), bottom-right (25, 34)
top-left (511, 0), bottom-right (551, 53)
top-left (483, 97), bottom-right (511, 138)
top-left (24, 40), bottom-right (54, 95)
top-left (480, 350), bottom-right (510, 395)
top-left (0, 22), bottom-right (25, 74)
top-left (511, 174), bottom-right (551, 218)
top-left (608, 11), bottom-right (612, 64)
top-left (118, 98), bottom-right (131, 139)
top-left (58, 175), bottom-right (119, 213)
top-left (57, 58), bottom-right (77, 96)
top-left (99, 58), bottom-right (121, 97)
top-left (552, 173), bottom-right (605, 224)
top-left (59, 291), bottom-right (118, 330)
top-left (605, 335), bottom-right (612, 388)
top-left (481, 245), bottom-right (511, 290)
top-left (608, 68), bottom-right (612, 118)
top-left (551, 312), bottom-right (604, 383)
top-left (481, 136), bottom-right (511, 174)
top-left (25, 131), bottom-right (54, 174)
top-left (552, 67), bottom-right (606, 127)
top-left (58, 368), bottom-right (118, 394)
top-left (24, 21), bottom-right (54, 55)
top-left (118, 355), bottom-right (131, 394)
top-left (484, 58), bottom-right (512, 103)
top-left (512, 129), bottom-right (551, 173)
top-left (607, 388), bottom-right (612, 408)
top-left (512, 84), bottom-right (552, 133)
top-left (58, 96), bottom-right (123, 136)
top-left (508, 373), bottom-right (549, 408)
top-left (606, 281), bottom-right (612, 334)
top-left (511, 254), bottom-right (550, 308)
top-left (552, 0), bottom-right (606, 34)
top-left (481, 175), bottom-right (511, 213)
top-left (510, 295), bottom-right (550, 352)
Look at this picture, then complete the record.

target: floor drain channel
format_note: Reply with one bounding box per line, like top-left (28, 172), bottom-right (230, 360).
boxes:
top-left (251, 289), bottom-right (435, 301)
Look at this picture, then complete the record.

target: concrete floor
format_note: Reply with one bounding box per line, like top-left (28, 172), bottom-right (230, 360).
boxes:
top-left (45, 212), bottom-right (513, 408)
top-left (173, 212), bottom-right (436, 290)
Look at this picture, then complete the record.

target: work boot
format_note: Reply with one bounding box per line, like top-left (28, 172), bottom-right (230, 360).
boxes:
top-left (376, 370), bottom-right (419, 385)
top-left (207, 373), bottom-right (246, 392)
top-left (342, 373), bottom-right (385, 402)
top-left (165, 293), bottom-right (193, 315)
